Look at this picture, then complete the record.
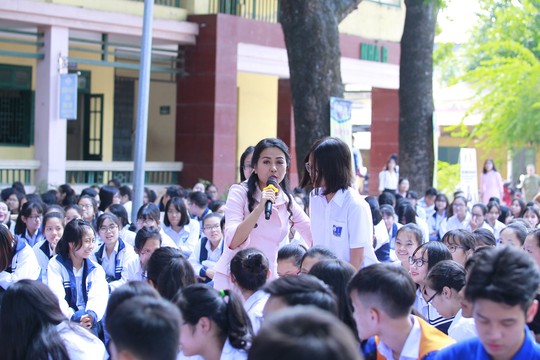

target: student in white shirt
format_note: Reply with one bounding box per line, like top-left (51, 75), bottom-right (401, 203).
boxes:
top-left (33, 212), bottom-right (64, 284)
top-left (424, 260), bottom-right (477, 342)
top-left (439, 195), bottom-right (471, 238)
top-left (163, 197), bottom-right (200, 256)
top-left (47, 219), bottom-right (108, 336)
top-left (135, 203), bottom-right (178, 248)
top-left (106, 204), bottom-right (136, 247)
top-left (0, 225), bottom-right (40, 290)
top-left (485, 201), bottom-right (506, 241)
top-left (302, 137), bottom-right (378, 269)
top-left (175, 284), bottom-right (253, 360)
top-left (189, 213), bottom-right (225, 283)
top-left (230, 248), bottom-right (270, 334)
top-left (0, 279), bottom-right (106, 360)
top-left (92, 213), bottom-right (137, 292)
top-left (122, 226), bottom-right (162, 282)
top-left (15, 201), bottom-right (45, 247)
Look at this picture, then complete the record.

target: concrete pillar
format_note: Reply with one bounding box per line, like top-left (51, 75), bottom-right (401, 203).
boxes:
top-left (35, 26), bottom-right (69, 188)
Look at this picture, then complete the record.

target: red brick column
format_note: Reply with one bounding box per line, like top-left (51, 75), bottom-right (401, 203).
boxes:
top-left (277, 79), bottom-right (299, 188)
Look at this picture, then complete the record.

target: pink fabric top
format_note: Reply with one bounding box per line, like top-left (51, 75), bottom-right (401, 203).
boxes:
top-left (214, 182), bottom-right (312, 281)
top-left (480, 170), bottom-right (503, 204)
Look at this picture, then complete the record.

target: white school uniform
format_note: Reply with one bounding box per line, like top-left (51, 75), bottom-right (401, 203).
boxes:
top-left (163, 218), bottom-right (201, 256)
top-left (309, 187), bottom-right (378, 267)
top-left (0, 240), bottom-right (40, 290)
top-left (243, 289), bottom-right (269, 334)
top-left (447, 309), bottom-right (477, 342)
top-left (220, 338), bottom-right (247, 360)
top-left (189, 237), bottom-right (224, 278)
top-left (57, 321), bottom-right (107, 360)
top-left (33, 240), bottom-right (54, 284)
top-left (119, 225), bottom-right (136, 247)
top-left (91, 238), bottom-right (137, 292)
top-left (121, 256), bottom-right (145, 282)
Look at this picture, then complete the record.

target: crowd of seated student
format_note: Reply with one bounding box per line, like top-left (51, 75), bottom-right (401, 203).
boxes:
top-left (4, 140), bottom-right (540, 359)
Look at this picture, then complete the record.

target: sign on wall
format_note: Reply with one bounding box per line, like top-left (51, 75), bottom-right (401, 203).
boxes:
top-left (59, 73), bottom-right (78, 120)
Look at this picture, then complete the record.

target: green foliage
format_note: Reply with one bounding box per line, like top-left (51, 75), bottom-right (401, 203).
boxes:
top-left (436, 160), bottom-right (460, 197)
top-left (461, 0), bottom-right (540, 150)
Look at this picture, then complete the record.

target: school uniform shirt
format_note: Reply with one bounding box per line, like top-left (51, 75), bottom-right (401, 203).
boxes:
top-left (33, 240), bottom-right (54, 284)
top-left (465, 221), bottom-right (494, 234)
top-left (439, 213), bottom-right (471, 239)
top-left (428, 212), bottom-right (446, 242)
top-left (220, 338), bottom-right (247, 360)
top-left (21, 228), bottom-right (44, 247)
top-left (123, 200), bottom-right (133, 223)
top-left (378, 170), bottom-right (399, 192)
top-left (244, 289), bottom-right (270, 334)
top-left (413, 288), bottom-right (454, 335)
top-left (213, 183), bottom-right (312, 290)
top-left (47, 254), bottom-right (108, 322)
top-left (119, 225), bottom-right (136, 247)
top-left (486, 220), bottom-right (506, 241)
top-left (418, 198), bottom-right (436, 221)
top-left (447, 309), bottom-right (477, 342)
top-left (160, 227), bottom-right (180, 249)
top-left (91, 238), bottom-right (137, 292)
top-left (163, 218), bottom-right (201, 256)
top-left (309, 187), bottom-right (378, 267)
top-left (188, 236), bottom-right (224, 279)
top-left (57, 321), bottom-right (107, 360)
top-left (363, 316), bottom-right (455, 360)
top-left (0, 239), bottom-right (40, 289)
top-left (121, 256), bottom-right (145, 282)
top-left (434, 327), bottom-right (540, 360)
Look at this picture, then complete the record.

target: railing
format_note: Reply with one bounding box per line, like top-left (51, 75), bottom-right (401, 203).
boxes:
top-left (66, 161), bottom-right (183, 185)
top-left (132, 0), bottom-right (181, 7)
top-left (208, 0), bottom-right (279, 23)
top-left (0, 160), bottom-right (40, 185)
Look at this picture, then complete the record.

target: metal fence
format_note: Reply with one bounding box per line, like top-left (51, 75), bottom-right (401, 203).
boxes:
top-left (208, 0), bottom-right (279, 23)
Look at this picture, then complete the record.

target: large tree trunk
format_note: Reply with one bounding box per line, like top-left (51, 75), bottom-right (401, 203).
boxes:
top-left (279, 0), bottom-right (361, 174)
top-left (399, 0), bottom-right (439, 195)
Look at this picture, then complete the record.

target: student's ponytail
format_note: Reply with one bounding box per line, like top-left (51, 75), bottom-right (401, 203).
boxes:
top-left (230, 248), bottom-right (269, 292)
top-left (221, 289), bottom-right (253, 349)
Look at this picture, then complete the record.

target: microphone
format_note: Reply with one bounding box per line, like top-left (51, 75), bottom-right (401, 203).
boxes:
top-left (263, 176), bottom-right (279, 220)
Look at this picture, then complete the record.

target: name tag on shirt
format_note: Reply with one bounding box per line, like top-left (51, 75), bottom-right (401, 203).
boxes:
top-left (333, 225), bottom-right (343, 237)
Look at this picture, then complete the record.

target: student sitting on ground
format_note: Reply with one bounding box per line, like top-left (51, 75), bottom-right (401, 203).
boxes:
top-left (348, 263), bottom-right (454, 360)
top-left (277, 243), bottom-right (306, 277)
top-left (434, 246), bottom-right (540, 359)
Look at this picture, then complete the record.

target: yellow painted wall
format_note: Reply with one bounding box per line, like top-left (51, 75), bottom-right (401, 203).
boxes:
top-left (339, 1), bottom-right (405, 42)
top-left (236, 72), bottom-right (278, 170)
top-left (181, 0), bottom-right (211, 14)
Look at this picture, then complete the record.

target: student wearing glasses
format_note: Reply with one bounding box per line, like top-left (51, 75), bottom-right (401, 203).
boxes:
top-left (189, 213), bottom-right (225, 283)
top-left (439, 195), bottom-right (470, 238)
top-left (15, 201), bottom-right (45, 247)
top-left (441, 229), bottom-right (476, 266)
top-left (78, 195), bottom-right (99, 231)
top-left (91, 213), bottom-right (136, 293)
top-left (408, 241), bottom-right (453, 333)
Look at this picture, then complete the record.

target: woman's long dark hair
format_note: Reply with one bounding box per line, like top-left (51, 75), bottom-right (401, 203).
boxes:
top-left (14, 201), bottom-right (44, 236)
top-left (0, 280), bottom-right (71, 360)
top-left (0, 225), bottom-right (16, 272)
top-left (247, 138), bottom-right (293, 224)
top-left (174, 284), bottom-right (253, 350)
top-left (239, 146), bottom-right (255, 182)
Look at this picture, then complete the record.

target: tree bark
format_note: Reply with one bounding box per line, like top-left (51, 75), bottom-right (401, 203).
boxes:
top-left (279, 0), bottom-right (361, 174)
top-left (399, 0), bottom-right (439, 194)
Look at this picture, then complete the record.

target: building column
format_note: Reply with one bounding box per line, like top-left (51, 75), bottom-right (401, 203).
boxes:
top-left (369, 87), bottom-right (399, 195)
top-left (35, 26), bottom-right (69, 187)
top-left (277, 79), bottom-right (299, 187)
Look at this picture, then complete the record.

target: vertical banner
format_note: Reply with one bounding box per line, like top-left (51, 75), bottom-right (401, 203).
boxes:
top-left (330, 97), bottom-right (352, 146)
top-left (459, 148), bottom-right (479, 204)
top-left (59, 73), bottom-right (78, 120)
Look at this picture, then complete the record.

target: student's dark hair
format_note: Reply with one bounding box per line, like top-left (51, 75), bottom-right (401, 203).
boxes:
top-left (80, 187), bottom-right (98, 199)
top-left (41, 189), bottom-right (58, 206)
top-left (308, 259), bottom-right (358, 337)
top-left (498, 205), bottom-right (511, 223)
top-left (483, 158), bottom-right (497, 174)
top-left (15, 201), bottom-right (44, 236)
top-left (165, 185), bottom-right (186, 199)
top-left (105, 281), bottom-right (161, 331)
top-left (425, 187), bottom-right (438, 197)
top-left (396, 200), bottom-right (417, 225)
top-left (146, 247), bottom-right (196, 301)
top-left (45, 204), bottom-right (65, 215)
top-left (163, 197), bottom-right (190, 227)
top-left (348, 262), bottom-right (416, 318)
top-left (263, 275), bottom-right (337, 315)
top-left (407, 190), bottom-right (418, 200)
top-left (246, 138), bottom-right (294, 223)
top-left (0, 225), bottom-right (17, 272)
top-left (472, 203), bottom-right (488, 216)
top-left (277, 243), bottom-right (306, 267)
top-left (0, 280), bottom-right (71, 360)
top-left (97, 212), bottom-right (121, 230)
top-left (188, 191), bottom-right (209, 209)
top-left (511, 198), bottom-right (526, 217)
top-left (426, 260), bottom-right (466, 293)
top-left (395, 223), bottom-right (425, 246)
top-left (144, 187), bottom-right (157, 204)
top-left (248, 306), bottom-right (362, 360)
top-left (99, 185), bottom-right (120, 212)
top-left (465, 246), bottom-right (540, 312)
top-left (6, 189), bottom-right (25, 210)
top-left (203, 212), bottom-right (222, 225)
top-left (58, 184), bottom-right (77, 207)
top-left (134, 226), bottom-right (162, 253)
top-left (378, 191), bottom-right (396, 207)
top-left (64, 204), bottom-right (83, 218)
top-left (301, 137), bottom-right (353, 196)
top-left (108, 178), bottom-right (121, 188)
top-left (240, 146), bottom-right (255, 182)
top-left (411, 241), bottom-right (452, 272)
top-left (42, 212), bottom-right (64, 233)
top-left (137, 203), bottom-right (161, 223)
top-left (524, 205), bottom-right (540, 222)
top-left (473, 228), bottom-right (497, 248)
top-left (11, 181), bottom-right (26, 194)
top-left (175, 284), bottom-right (253, 350)
top-left (55, 219), bottom-right (95, 258)
top-left (441, 229), bottom-right (476, 252)
top-left (209, 200), bottom-right (225, 213)
top-left (108, 296), bottom-right (182, 360)
top-left (435, 193), bottom-right (449, 210)
top-left (499, 222), bottom-right (528, 246)
top-left (302, 245), bottom-right (337, 265)
top-left (488, 196), bottom-right (501, 205)
top-left (230, 248), bottom-right (269, 292)
top-left (365, 196), bottom-right (382, 225)
top-left (107, 204), bottom-right (130, 227)
top-left (380, 204), bottom-right (396, 217)
top-left (119, 185), bottom-right (132, 201)
top-left (486, 200), bottom-right (501, 214)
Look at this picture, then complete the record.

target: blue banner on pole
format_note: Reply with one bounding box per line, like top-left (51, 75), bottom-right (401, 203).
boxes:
top-left (59, 74), bottom-right (78, 120)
